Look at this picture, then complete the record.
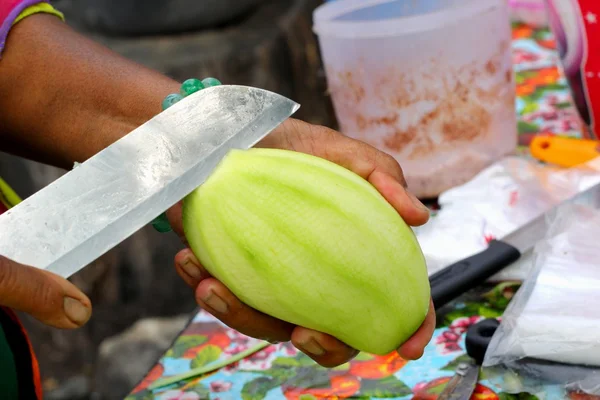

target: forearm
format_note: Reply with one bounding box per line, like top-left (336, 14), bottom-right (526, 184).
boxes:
top-left (0, 14), bottom-right (180, 169)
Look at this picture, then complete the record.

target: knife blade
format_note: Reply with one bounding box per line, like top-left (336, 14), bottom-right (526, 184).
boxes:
top-left (0, 85), bottom-right (299, 279)
top-left (430, 180), bottom-right (600, 308)
top-left (437, 362), bottom-right (480, 400)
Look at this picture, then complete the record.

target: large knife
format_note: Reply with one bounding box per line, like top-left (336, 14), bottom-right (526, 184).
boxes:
top-left (430, 180), bottom-right (600, 308)
top-left (0, 85), bottom-right (299, 279)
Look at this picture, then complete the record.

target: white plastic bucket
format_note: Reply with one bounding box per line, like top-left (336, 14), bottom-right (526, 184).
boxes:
top-left (313, 0), bottom-right (517, 198)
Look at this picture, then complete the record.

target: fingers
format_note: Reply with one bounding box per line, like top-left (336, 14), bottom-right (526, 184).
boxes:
top-left (166, 201), bottom-right (187, 245)
top-left (292, 327), bottom-right (359, 368)
top-left (318, 128), bottom-right (429, 226)
top-left (0, 256), bottom-right (91, 329)
top-left (174, 249), bottom-right (291, 341)
top-left (195, 277), bottom-right (295, 343)
top-left (175, 249), bottom-right (294, 343)
top-left (319, 129), bottom-right (407, 185)
top-left (175, 251), bottom-right (433, 366)
top-left (175, 250), bottom-right (359, 366)
top-left (196, 277), bottom-right (360, 367)
top-left (397, 299), bottom-right (436, 360)
top-left (369, 171), bottom-right (430, 227)
top-left (174, 120), bottom-right (434, 367)
top-left (174, 248), bottom-right (207, 288)
top-left (266, 119), bottom-right (406, 183)
top-left (260, 120), bottom-right (430, 227)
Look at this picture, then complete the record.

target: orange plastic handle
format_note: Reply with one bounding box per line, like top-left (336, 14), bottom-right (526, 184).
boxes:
top-left (530, 136), bottom-right (600, 168)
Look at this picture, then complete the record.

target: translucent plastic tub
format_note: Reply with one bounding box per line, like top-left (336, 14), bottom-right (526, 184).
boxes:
top-left (313, 0), bottom-right (517, 198)
top-left (545, 0), bottom-right (600, 139)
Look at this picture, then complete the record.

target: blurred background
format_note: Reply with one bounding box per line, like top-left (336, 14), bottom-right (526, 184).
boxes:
top-left (0, 0), bottom-right (336, 398)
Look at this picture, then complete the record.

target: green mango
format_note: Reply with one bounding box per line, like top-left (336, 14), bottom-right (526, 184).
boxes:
top-left (183, 148), bottom-right (430, 355)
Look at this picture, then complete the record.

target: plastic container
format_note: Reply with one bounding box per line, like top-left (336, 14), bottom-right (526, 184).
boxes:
top-left (313, 0), bottom-right (517, 198)
top-left (545, 0), bottom-right (600, 139)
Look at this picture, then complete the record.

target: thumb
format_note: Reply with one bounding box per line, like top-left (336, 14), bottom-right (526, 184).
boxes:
top-left (0, 256), bottom-right (91, 329)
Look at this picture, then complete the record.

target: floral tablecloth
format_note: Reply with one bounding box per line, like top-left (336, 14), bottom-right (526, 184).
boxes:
top-left (126, 22), bottom-right (586, 400)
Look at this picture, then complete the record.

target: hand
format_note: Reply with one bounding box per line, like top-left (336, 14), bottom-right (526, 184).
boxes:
top-left (0, 255), bottom-right (91, 329)
top-left (167, 119), bottom-right (436, 367)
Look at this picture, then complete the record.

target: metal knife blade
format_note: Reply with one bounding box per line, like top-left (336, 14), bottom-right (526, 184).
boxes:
top-left (430, 180), bottom-right (600, 308)
top-left (0, 85), bottom-right (299, 279)
top-left (437, 363), bottom-right (480, 400)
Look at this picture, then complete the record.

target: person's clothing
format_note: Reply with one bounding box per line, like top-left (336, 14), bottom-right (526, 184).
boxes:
top-left (0, 178), bottom-right (21, 212)
top-left (1, 3), bottom-right (64, 398)
top-left (0, 307), bottom-right (42, 399)
top-left (0, 0), bottom-right (63, 56)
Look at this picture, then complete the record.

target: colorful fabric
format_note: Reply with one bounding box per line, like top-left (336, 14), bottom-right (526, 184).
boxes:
top-left (0, 0), bottom-right (64, 56)
top-left (13, 2), bottom-right (63, 26)
top-left (127, 288), bottom-right (539, 400)
top-left (0, 177), bottom-right (21, 210)
top-left (127, 22), bottom-right (587, 400)
top-left (511, 22), bottom-right (588, 145)
top-left (0, 307), bottom-right (43, 399)
top-left (0, 311), bottom-right (19, 399)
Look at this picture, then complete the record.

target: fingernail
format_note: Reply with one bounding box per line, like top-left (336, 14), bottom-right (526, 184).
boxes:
top-left (397, 349), bottom-right (411, 360)
top-left (299, 338), bottom-right (325, 356)
top-left (407, 190), bottom-right (429, 212)
top-left (201, 290), bottom-right (228, 314)
top-left (180, 255), bottom-right (202, 280)
top-left (397, 348), bottom-right (420, 361)
top-left (63, 297), bottom-right (91, 325)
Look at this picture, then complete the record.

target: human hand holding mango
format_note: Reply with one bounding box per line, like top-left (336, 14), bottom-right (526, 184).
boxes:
top-left (167, 119), bottom-right (435, 368)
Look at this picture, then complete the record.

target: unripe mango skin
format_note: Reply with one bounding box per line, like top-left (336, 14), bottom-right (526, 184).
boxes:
top-left (182, 148), bottom-right (430, 355)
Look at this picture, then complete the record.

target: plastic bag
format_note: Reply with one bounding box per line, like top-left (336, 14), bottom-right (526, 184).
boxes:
top-left (415, 155), bottom-right (600, 281)
top-left (482, 201), bottom-right (600, 397)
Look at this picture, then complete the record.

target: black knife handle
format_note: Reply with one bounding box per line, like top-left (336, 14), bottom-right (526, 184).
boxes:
top-left (465, 318), bottom-right (500, 365)
top-left (430, 240), bottom-right (521, 309)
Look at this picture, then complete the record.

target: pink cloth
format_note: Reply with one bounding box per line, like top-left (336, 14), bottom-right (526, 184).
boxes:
top-left (0, 0), bottom-right (48, 55)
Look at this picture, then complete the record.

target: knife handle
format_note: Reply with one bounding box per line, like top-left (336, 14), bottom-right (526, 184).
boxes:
top-left (429, 240), bottom-right (521, 309)
top-left (465, 318), bottom-right (500, 365)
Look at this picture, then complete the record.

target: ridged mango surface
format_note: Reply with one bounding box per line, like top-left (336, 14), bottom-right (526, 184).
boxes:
top-left (183, 148), bottom-right (430, 355)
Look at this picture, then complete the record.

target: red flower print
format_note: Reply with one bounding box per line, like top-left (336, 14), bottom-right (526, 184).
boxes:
top-left (450, 316), bottom-right (483, 334)
top-left (436, 316), bottom-right (483, 354)
top-left (249, 345), bottom-right (277, 361)
top-left (435, 331), bottom-right (462, 354)
top-left (210, 381), bottom-right (233, 393)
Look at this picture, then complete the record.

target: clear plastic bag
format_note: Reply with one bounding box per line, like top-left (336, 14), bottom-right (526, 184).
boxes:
top-left (415, 155), bottom-right (600, 280)
top-left (482, 201), bottom-right (600, 397)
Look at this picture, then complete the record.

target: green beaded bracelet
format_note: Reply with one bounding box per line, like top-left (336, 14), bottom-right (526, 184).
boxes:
top-left (151, 77), bottom-right (222, 233)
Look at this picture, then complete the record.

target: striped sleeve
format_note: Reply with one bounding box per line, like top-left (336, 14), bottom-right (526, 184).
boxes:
top-left (0, 177), bottom-right (21, 211)
top-left (0, 1), bottom-right (64, 56)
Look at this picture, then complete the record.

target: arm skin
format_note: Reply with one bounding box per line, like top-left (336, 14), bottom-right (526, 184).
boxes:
top-left (0, 14), bottom-right (180, 168)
